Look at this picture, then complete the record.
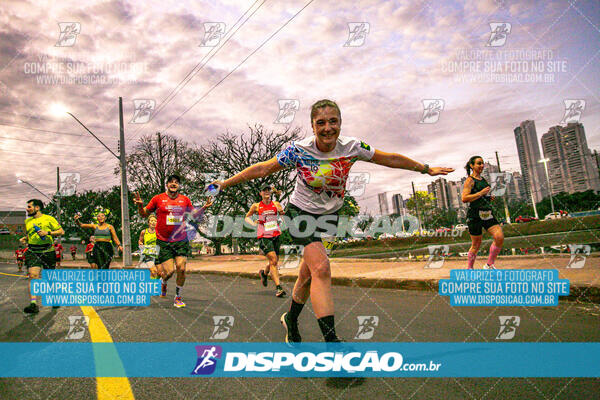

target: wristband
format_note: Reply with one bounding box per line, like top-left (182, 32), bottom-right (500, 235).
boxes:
top-left (420, 164), bottom-right (430, 174)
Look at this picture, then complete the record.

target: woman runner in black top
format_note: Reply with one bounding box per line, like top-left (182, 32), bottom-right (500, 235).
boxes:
top-left (461, 156), bottom-right (504, 269)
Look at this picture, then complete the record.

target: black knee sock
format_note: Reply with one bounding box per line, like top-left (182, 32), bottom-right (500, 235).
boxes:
top-left (288, 299), bottom-right (304, 322)
top-left (317, 315), bottom-right (337, 342)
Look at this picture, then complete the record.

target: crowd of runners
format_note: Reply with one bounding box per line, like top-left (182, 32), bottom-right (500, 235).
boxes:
top-left (15, 99), bottom-right (508, 344)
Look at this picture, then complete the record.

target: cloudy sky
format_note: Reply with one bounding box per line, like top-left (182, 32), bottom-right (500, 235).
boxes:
top-left (0, 0), bottom-right (598, 214)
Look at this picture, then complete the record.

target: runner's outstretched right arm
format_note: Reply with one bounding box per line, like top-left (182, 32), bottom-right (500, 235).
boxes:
top-left (219, 157), bottom-right (284, 189)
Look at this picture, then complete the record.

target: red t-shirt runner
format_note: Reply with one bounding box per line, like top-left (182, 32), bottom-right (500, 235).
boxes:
top-left (15, 249), bottom-right (25, 260)
top-left (257, 201), bottom-right (281, 239)
top-left (145, 193), bottom-right (193, 242)
top-left (54, 243), bottom-right (63, 257)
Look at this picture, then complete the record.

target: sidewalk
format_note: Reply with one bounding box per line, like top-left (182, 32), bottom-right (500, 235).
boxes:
top-left (57, 254), bottom-right (600, 302)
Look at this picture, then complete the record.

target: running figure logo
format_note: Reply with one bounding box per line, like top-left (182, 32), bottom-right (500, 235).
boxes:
top-left (280, 245), bottom-right (303, 269)
top-left (489, 172), bottom-right (512, 197)
top-left (496, 316), bottom-right (520, 340)
top-left (346, 172), bottom-right (370, 197)
top-left (55, 22), bottom-right (81, 47)
top-left (485, 22), bottom-right (511, 47)
top-left (560, 100), bottom-right (586, 124)
top-left (418, 99), bottom-right (445, 124)
top-left (566, 244), bottom-right (590, 269)
top-left (274, 99), bottom-right (300, 124)
top-left (354, 316), bottom-right (379, 339)
top-left (425, 245), bottom-right (449, 269)
top-left (66, 316), bottom-right (89, 340)
top-left (191, 345), bottom-right (222, 375)
top-left (59, 172), bottom-right (81, 196)
top-left (210, 316), bottom-right (234, 339)
top-left (130, 99), bottom-right (155, 124)
top-left (344, 22), bottom-right (370, 47)
top-left (200, 23), bottom-right (226, 47)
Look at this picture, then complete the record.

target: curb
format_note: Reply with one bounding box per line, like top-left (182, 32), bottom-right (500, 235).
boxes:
top-left (193, 270), bottom-right (600, 304)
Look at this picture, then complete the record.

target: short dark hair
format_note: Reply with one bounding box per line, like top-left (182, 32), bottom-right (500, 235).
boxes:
top-left (27, 199), bottom-right (44, 211)
top-left (260, 184), bottom-right (272, 192)
top-left (166, 174), bottom-right (181, 184)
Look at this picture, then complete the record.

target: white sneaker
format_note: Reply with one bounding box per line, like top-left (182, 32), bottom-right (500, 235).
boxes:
top-left (483, 264), bottom-right (496, 270)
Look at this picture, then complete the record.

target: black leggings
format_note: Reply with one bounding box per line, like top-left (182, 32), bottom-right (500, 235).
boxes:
top-left (93, 241), bottom-right (114, 269)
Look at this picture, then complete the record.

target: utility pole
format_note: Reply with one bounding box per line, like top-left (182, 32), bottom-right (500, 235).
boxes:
top-left (119, 97), bottom-right (132, 267)
top-left (412, 182), bottom-right (422, 231)
top-left (157, 132), bottom-right (164, 187)
top-left (56, 166), bottom-right (61, 244)
top-left (495, 151), bottom-right (511, 224)
top-left (174, 138), bottom-right (179, 173)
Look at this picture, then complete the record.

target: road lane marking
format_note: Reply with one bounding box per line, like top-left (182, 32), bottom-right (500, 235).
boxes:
top-left (80, 306), bottom-right (135, 400)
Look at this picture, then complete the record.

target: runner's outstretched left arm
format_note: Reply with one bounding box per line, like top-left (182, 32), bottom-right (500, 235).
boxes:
top-left (370, 149), bottom-right (454, 176)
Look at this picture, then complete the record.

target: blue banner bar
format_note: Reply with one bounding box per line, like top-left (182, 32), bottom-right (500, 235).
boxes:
top-left (0, 343), bottom-right (598, 377)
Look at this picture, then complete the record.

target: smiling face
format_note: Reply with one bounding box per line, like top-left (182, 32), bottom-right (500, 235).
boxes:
top-left (148, 216), bottom-right (157, 229)
top-left (96, 213), bottom-right (106, 224)
top-left (311, 106), bottom-right (341, 152)
top-left (471, 157), bottom-right (484, 174)
top-left (166, 178), bottom-right (180, 194)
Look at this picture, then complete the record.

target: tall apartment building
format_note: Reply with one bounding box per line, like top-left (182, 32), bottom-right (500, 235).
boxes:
top-left (391, 193), bottom-right (404, 215)
top-left (514, 120), bottom-right (547, 203)
top-left (427, 177), bottom-right (451, 210)
top-left (541, 123), bottom-right (600, 194)
top-left (378, 192), bottom-right (389, 215)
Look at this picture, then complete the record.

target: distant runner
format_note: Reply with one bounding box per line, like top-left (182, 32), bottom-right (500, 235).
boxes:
top-left (138, 214), bottom-right (159, 279)
top-left (245, 185), bottom-right (286, 297)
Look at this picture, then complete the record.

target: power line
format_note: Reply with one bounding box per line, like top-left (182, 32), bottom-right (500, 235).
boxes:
top-left (162, 0), bottom-right (315, 133)
top-left (127, 0), bottom-right (267, 145)
top-left (0, 111), bottom-right (113, 132)
top-left (0, 135), bottom-right (108, 149)
top-left (0, 121), bottom-right (118, 140)
top-left (0, 148), bottom-right (101, 159)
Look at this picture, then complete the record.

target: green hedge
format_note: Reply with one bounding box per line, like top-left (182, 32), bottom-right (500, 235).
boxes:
top-left (335, 215), bottom-right (600, 252)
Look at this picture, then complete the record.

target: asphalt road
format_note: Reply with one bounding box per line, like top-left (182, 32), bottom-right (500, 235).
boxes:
top-left (0, 262), bottom-right (598, 400)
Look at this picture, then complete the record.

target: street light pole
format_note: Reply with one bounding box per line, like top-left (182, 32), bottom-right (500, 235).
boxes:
top-left (539, 158), bottom-right (555, 215)
top-left (67, 104), bottom-right (132, 267)
top-left (17, 179), bottom-right (51, 201)
top-left (118, 97), bottom-right (132, 267)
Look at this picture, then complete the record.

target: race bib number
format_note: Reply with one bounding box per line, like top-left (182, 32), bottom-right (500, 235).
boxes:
top-left (479, 210), bottom-right (493, 220)
top-left (166, 214), bottom-right (183, 225)
top-left (144, 245), bottom-right (158, 256)
top-left (264, 220), bottom-right (278, 231)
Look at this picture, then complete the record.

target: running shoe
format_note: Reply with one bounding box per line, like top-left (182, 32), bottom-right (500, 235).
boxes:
top-left (280, 312), bottom-right (301, 345)
top-left (24, 303), bottom-right (39, 314)
top-left (160, 282), bottom-right (167, 297)
top-left (483, 264), bottom-right (497, 270)
top-left (259, 269), bottom-right (268, 287)
top-left (275, 288), bottom-right (286, 298)
top-left (174, 296), bottom-right (186, 308)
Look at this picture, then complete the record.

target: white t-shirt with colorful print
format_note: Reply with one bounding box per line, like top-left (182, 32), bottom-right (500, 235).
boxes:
top-left (276, 136), bottom-right (375, 214)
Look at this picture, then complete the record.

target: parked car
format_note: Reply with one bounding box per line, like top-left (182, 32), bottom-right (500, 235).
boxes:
top-left (515, 215), bottom-right (538, 223)
top-left (0, 228), bottom-right (10, 235)
top-left (454, 224), bottom-right (468, 231)
top-left (435, 227), bottom-right (451, 233)
top-left (544, 212), bottom-right (562, 220)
